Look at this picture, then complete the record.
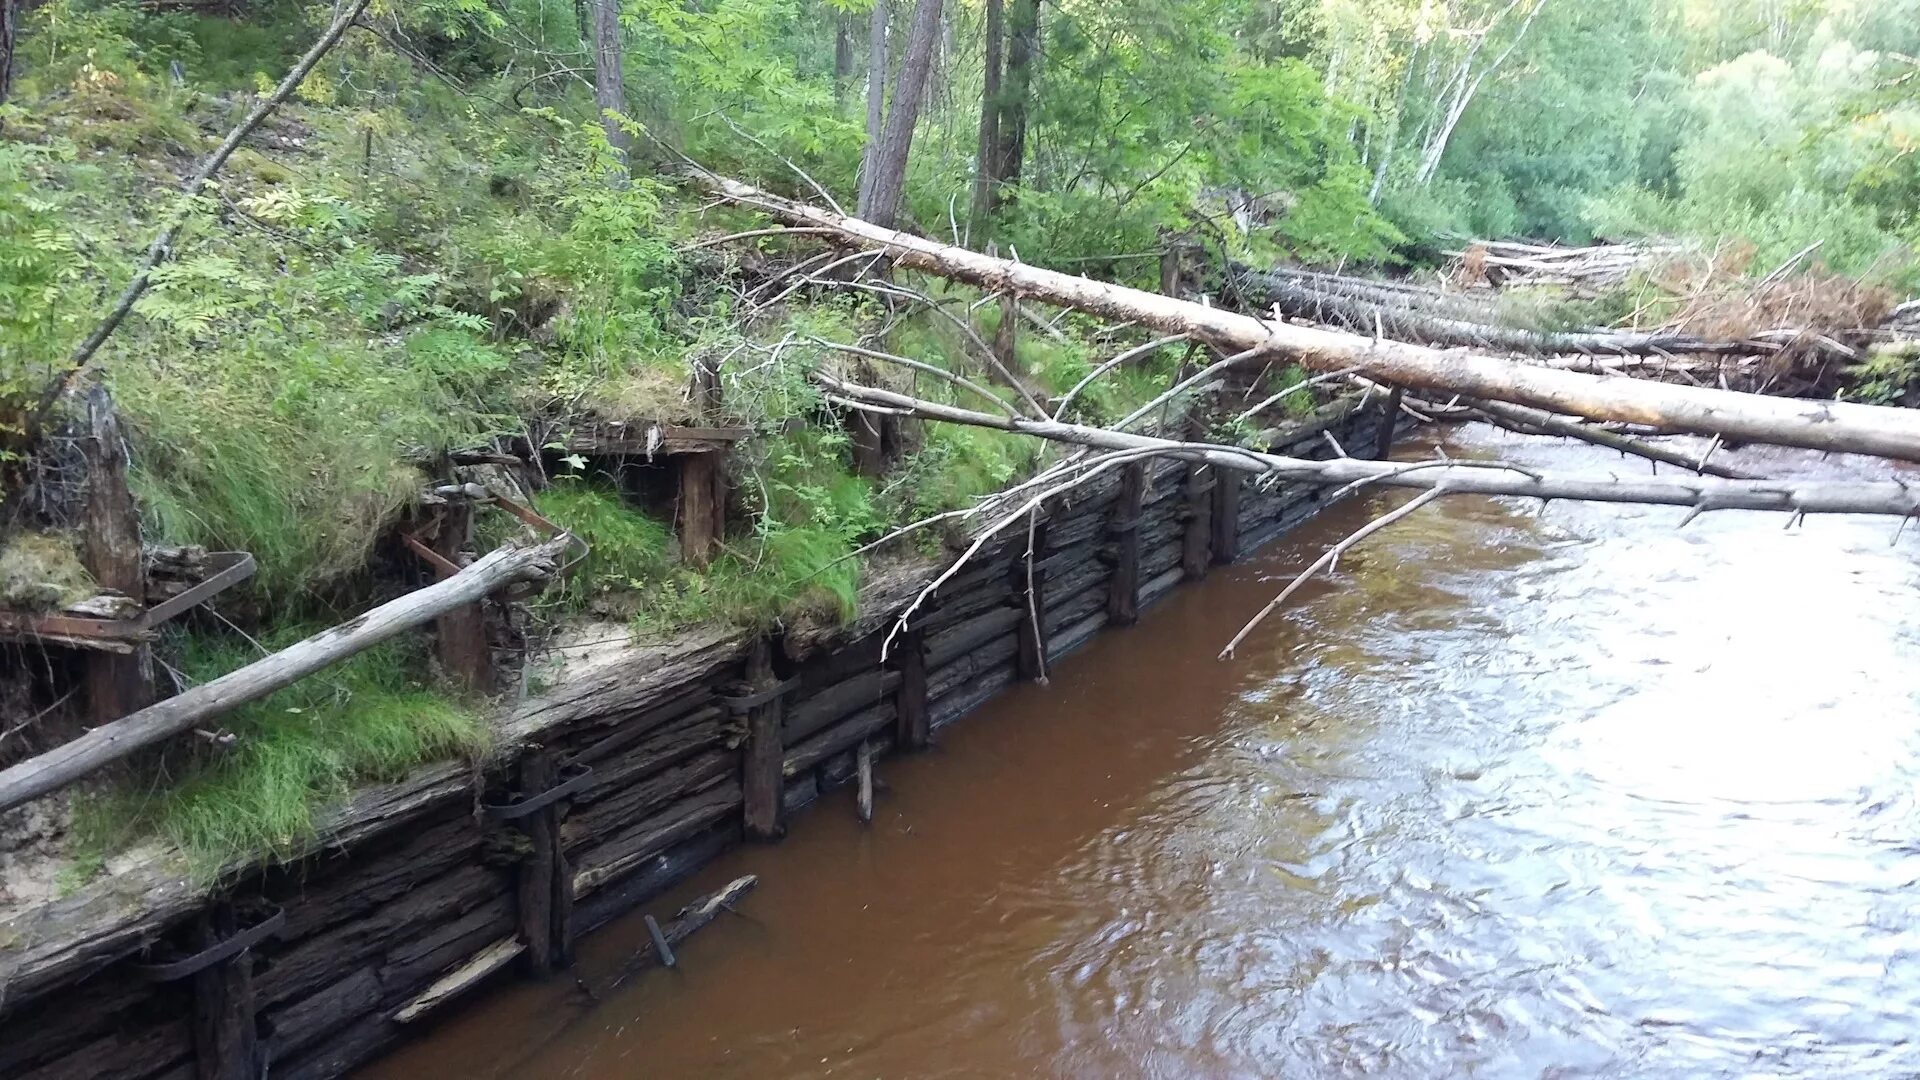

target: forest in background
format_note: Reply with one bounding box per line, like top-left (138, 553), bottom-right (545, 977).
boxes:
top-left (0, 0), bottom-right (1916, 873)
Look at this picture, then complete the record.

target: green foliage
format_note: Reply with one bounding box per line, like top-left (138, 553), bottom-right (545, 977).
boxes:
top-left (1843, 341), bottom-right (1920, 405)
top-left (76, 630), bottom-right (488, 877)
top-left (530, 479), bottom-right (675, 611)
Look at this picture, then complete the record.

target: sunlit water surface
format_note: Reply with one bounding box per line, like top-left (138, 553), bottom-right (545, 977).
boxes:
top-left (365, 426), bottom-right (1920, 1079)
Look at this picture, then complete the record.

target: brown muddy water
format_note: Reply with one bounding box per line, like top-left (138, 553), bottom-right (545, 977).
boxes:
top-left (366, 426), bottom-right (1920, 1078)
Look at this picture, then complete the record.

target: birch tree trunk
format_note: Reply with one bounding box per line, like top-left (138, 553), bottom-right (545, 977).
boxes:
top-left (860, 0), bottom-right (944, 229)
top-left (857, 0), bottom-right (890, 214)
top-left (1414, 0), bottom-right (1547, 185)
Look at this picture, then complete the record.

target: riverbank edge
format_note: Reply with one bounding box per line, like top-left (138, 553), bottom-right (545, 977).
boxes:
top-left (0, 397), bottom-right (1400, 1080)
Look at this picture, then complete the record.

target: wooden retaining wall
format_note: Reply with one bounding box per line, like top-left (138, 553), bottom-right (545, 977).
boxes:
top-left (0, 400), bottom-right (1400, 1080)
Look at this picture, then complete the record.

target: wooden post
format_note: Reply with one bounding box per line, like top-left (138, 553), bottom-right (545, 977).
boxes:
top-left (678, 453), bottom-right (725, 568)
top-left (1180, 462), bottom-right (1214, 580)
top-left (1012, 512), bottom-right (1049, 682)
top-left (189, 904), bottom-right (259, 1080)
top-left (1210, 467), bottom-right (1241, 565)
top-left (1107, 462), bottom-right (1144, 626)
top-left (891, 626), bottom-right (929, 750)
top-left (1375, 386), bottom-right (1404, 459)
top-left (433, 500), bottom-right (493, 692)
top-left (81, 383), bottom-right (152, 725)
top-left (855, 740), bottom-right (874, 823)
top-left (740, 636), bottom-right (786, 841)
top-left (848, 409), bottom-right (889, 478)
top-left (514, 750), bottom-right (557, 977)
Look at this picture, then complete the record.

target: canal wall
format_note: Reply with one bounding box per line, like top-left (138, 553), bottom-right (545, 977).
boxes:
top-left (0, 398), bottom-right (1400, 1080)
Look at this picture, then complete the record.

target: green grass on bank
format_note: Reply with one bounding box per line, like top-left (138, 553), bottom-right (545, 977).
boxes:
top-left (73, 631), bottom-right (489, 879)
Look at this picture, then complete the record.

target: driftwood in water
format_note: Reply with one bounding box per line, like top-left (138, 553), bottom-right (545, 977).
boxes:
top-left (602, 875), bottom-right (757, 991)
top-left (704, 175), bottom-right (1920, 462)
top-left (0, 535), bottom-right (571, 815)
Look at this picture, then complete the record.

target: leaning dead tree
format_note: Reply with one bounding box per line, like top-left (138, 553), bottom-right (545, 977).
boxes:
top-left (701, 175), bottom-right (1920, 463)
top-left (0, 535), bottom-right (572, 815)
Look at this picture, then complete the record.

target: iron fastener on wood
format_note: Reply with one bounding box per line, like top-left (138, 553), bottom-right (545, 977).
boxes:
top-left (718, 676), bottom-right (802, 714)
top-left (482, 762), bottom-right (595, 820)
top-left (131, 905), bottom-right (285, 982)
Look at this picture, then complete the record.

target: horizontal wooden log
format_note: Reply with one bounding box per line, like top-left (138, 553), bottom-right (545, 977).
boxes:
top-left (1049, 610), bottom-right (1109, 661)
top-left (783, 703), bottom-right (893, 778)
top-left (575, 821), bottom-right (740, 939)
top-left (263, 967), bottom-right (382, 1063)
top-left (570, 709), bottom-right (726, 807)
top-left (1139, 566), bottom-right (1186, 609)
top-left (929, 665), bottom-right (1016, 730)
top-left (925, 607), bottom-right (1022, 669)
top-left (572, 781), bottom-right (743, 898)
top-left (0, 537), bottom-right (571, 816)
top-left (784, 669), bottom-right (901, 744)
top-left (562, 749), bottom-right (734, 848)
top-left (926, 633), bottom-right (1020, 703)
top-left (391, 936), bottom-right (523, 1024)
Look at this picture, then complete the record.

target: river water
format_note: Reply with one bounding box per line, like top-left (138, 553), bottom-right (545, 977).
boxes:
top-left (366, 426), bottom-right (1920, 1079)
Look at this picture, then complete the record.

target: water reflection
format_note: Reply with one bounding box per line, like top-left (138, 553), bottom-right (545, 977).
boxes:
top-left (365, 425), bottom-right (1920, 1079)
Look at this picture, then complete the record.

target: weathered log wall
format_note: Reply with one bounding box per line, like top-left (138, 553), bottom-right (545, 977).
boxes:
top-left (0, 399), bottom-right (1400, 1080)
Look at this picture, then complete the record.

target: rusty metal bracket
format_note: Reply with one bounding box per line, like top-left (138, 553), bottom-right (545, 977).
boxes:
top-left (132, 905), bottom-right (285, 982)
top-left (483, 763), bottom-right (594, 820)
top-left (402, 492), bottom-right (590, 594)
top-left (719, 676), bottom-right (802, 714)
top-left (0, 551), bottom-right (256, 648)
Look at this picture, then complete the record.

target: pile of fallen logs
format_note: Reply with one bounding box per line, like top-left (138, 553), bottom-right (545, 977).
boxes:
top-left (1449, 239), bottom-right (1682, 291)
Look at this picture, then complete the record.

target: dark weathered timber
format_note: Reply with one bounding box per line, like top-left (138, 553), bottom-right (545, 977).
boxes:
top-left (255, 863), bottom-right (508, 1009)
top-left (784, 669), bottom-right (901, 744)
top-left (739, 637), bottom-right (786, 841)
top-left (1140, 565), bottom-right (1186, 609)
top-left (575, 821), bottom-right (741, 939)
top-left (891, 625), bottom-right (929, 751)
top-left (1180, 463), bottom-right (1214, 580)
top-left (1108, 461), bottom-right (1145, 626)
top-left (925, 606), bottom-right (1021, 669)
top-left (512, 751), bottom-right (557, 976)
top-left (562, 749), bottom-right (734, 846)
top-left (677, 453), bottom-right (725, 568)
top-left (1375, 387), bottom-right (1404, 459)
top-left (188, 904), bottom-right (259, 1080)
top-left (1211, 467), bottom-right (1242, 565)
top-left (571, 708), bottom-right (726, 806)
top-left (81, 383), bottom-right (153, 726)
top-left (263, 967), bottom-right (381, 1064)
top-left (784, 703), bottom-right (894, 778)
top-left (856, 742), bottom-right (874, 822)
top-left (1050, 609), bottom-right (1108, 660)
top-left (432, 500), bottom-right (494, 692)
top-left (572, 781), bottom-right (744, 898)
top-left (601, 875), bottom-right (757, 991)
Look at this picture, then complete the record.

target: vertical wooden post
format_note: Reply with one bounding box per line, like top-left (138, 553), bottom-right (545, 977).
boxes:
top-left (1210, 467), bottom-right (1241, 565)
top-left (514, 750), bottom-right (557, 977)
top-left (433, 500), bottom-right (493, 692)
top-left (81, 383), bottom-right (153, 724)
top-left (1375, 386), bottom-right (1404, 460)
top-left (891, 626), bottom-right (929, 750)
top-left (994, 292), bottom-right (1021, 376)
top-left (189, 904), bottom-right (259, 1080)
top-left (1107, 462), bottom-right (1144, 626)
top-left (1012, 512), bottom-right (1049, 682)
top-left (855, 740), bottom-right (874, 823)
top-left (1180, 463), bottom-right (1214, 580)
top-left (741, 636), bottom-right (786, 841)
top-left (678, 453), bottom-right (724, 568)
top-left (848, 409), bottom-right (889, 478)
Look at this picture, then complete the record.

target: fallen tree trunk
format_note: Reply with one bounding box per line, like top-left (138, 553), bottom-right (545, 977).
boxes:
top-left (0, 536), bottom-right (571, 815)
top-left (1457, 397), bottom-right (1751, 479)
top-left (705, 175), bottom-right (1920, 463)
top-left (1238, 267), bottom-right (1781, 358)
top-left (819, 374), bottom-right (1920, 517)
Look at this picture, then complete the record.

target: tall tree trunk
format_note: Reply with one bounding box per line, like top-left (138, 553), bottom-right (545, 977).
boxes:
top-left (857, 0), bottom-right (890, 213)
top-left (833, 11), bottom-right (854, 111)
top-left (1414, 0), bottom-right (1546, 186)
top-left (991, 0), bottom-right (1039, 196)
top-left (971, 0), bottom-right (1004, 227)
top-left (590, 0), bottom-right (633, 170)
top-left (860, 0), bottom-right (944, 229)
top-left (1, 0), bottom-right (16, 107)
